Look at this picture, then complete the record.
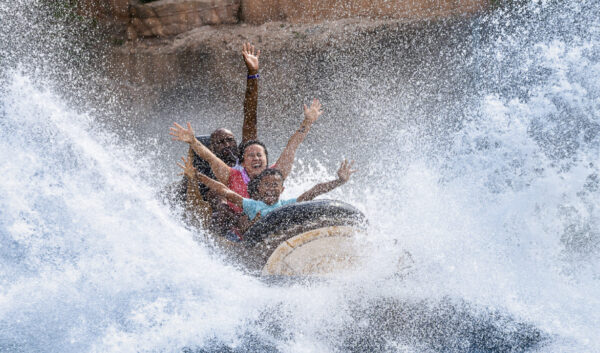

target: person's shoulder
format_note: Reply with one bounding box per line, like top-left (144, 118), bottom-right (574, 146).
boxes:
top-left (243, 198), bottom-right (265, 209)
top-left (279, 198), bottom-right (297, 206)
top-left (242, 198), bottom-right (268, 219)
top-left (229, 167), bottom-right (242, 180)
top-left (232, 162), bottom-right (243, 172)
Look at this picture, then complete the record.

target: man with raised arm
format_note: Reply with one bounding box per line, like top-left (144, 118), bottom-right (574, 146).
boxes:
top-left (184, 42), bottom-right (260, 194)
top-left (176, 43), bottom-right (261, 232)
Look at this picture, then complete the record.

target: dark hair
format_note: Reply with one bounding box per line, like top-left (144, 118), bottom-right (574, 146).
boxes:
top-left (248, 168), bottom-right (283, 199)
top-left (239, 140), bottom-right (269, 164)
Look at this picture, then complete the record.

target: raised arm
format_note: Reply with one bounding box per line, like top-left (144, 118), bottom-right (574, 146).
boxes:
top-left (170, 122), bottom-right (231, 184)
top-left (184, 147), bottom-right (204, 203)
top-left (297, 160), bottom-right (356, 202)
top-left (275, 98), bottom-right (323, 179)
top-left (178, 153), bottom-right (212, 227)
top-left (242, 42), bottom-right (260, 143)
top-left (177, 156), bottom-right (243, 209)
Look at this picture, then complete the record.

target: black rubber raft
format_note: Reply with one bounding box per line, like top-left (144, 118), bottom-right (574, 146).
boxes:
top-left (243, 199), bottom-right (367, 244)
top-left (230, 200), bottom-right (368, 274)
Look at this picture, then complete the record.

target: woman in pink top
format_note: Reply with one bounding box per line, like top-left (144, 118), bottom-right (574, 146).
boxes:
top-left (170, 98), bottom-right (323, 212)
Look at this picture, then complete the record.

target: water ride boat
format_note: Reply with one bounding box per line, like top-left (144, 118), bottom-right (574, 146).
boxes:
top-left (173, 135), bottom-right (409, 276)
top-left (230, 199), bottom-right (368, 275)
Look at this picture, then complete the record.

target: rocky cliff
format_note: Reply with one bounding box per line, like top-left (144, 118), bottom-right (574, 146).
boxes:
top-left (80, 0), bottom-right (489, 38)
top-left (78, 0), bottom-right (490, 123)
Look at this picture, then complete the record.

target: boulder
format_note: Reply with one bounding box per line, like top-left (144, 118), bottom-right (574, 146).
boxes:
top-left (128, 0), bottom-right (240, 39)
top-left (240, 0), bottom-right (489, 24)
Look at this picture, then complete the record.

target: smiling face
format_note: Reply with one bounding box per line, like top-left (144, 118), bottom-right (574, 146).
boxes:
top-left (241, 143), bottom-right (268, 178)
top-left (256, 173), bottom-right (284, 205)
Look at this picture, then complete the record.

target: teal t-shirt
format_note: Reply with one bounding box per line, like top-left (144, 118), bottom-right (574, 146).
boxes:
top-left (242, 198), bottom-right (298, 220)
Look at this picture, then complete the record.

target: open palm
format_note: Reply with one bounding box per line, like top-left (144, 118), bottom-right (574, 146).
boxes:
top-left (303, 98), bottom-right (323, 124)
top-left (169, 122), bottom-right (195, 144)
top-left (337, 159), bottom-right (357, 183)
top-left (177, 156), bottom-right (197, 179)
top-left (242, 42), bottom-right (260, 74)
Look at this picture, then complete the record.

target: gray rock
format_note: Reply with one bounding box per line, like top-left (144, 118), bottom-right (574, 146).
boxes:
top-left (128, 0), bottom-right (241, 39)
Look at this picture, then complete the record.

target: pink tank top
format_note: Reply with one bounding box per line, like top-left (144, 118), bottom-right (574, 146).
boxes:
top-left (227, 168), bottom-right (250, 213)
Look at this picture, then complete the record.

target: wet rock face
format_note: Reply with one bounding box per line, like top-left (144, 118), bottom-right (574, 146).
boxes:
top-left (79, 0), bottom-right (488, 39)
top-left (128, 0), bottom-right (240, 38)
top-left (241, 0), bottom-right (489, 24)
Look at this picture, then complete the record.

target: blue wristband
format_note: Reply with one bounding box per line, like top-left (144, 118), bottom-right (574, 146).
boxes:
top-left (247, 74), bottom-right (260, 79)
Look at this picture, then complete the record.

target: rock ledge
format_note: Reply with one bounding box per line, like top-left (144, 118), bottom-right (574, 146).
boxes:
top-left (128, 0), bottom-right (240, 39)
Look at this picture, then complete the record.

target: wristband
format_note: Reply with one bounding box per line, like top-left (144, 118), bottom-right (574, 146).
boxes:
top-left (247, 74), bottom-right (260, 79)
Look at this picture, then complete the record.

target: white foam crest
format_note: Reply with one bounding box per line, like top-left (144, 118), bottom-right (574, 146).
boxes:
top-left (362, 37), bottom-right (600, 349)
top-left (0, 74), bottom-right (275, 352)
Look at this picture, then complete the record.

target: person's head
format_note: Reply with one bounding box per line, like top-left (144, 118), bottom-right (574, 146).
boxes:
top-left (248, 168), bottom-right (284, 205)
top-left (210, 128), bottom-right (238, 166)
top-left (239, 140), bottom-right (269, 179)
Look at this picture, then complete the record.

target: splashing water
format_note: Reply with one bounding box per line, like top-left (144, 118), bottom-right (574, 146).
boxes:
top-left (1, 0), bottom-right (600, 352)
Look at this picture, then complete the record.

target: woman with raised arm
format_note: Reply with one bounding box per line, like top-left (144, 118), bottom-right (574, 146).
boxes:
top-left (170, 98), bottom-right (323, 212)
top-left (176, 42), bottom-right (261, 208)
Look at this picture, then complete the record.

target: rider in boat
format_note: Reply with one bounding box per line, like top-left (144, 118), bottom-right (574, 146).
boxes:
top-left (174, 42), bottom-right (261, 232)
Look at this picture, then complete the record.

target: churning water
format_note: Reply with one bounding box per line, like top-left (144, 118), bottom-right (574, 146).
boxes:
top-left (1, 0), bottom-right (599, 352)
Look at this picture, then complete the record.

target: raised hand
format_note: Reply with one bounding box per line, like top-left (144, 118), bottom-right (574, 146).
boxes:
top-left (177, 156), bottom-right (197, 180)
top-left (242, 42), bottom-right (260, 75)
top-left (169, 122), bottom-right (195, 144)
top-left (337, 159), bottom-right (357, 183)
top-left (303, 98), bottom-right (323, 125)
top-left (296, 159), bottom-right (357, 202)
